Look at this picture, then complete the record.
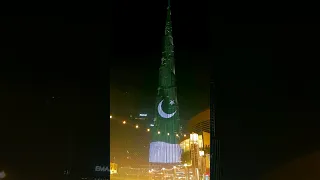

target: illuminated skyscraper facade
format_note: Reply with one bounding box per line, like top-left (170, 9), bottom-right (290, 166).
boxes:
top-left (149, 1), bottom-right (182, 164)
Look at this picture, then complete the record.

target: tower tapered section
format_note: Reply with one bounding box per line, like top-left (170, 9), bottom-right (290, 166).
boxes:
top-left (149, 3), bottom-right (181, 164)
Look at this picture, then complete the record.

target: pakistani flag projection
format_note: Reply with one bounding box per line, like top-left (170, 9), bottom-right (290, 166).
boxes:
top-left (149, 3), bottom-right (182, 164)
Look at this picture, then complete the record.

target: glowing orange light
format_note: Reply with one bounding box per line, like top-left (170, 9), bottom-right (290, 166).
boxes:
top-left (122, 121), bottom-right (126, 124)
top-left (135, 125), bottom-right (139, 128)
top-left (184, 134), bottom-right (186, 137)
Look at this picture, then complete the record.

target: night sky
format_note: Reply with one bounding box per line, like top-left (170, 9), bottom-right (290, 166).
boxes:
top-left (1, 6), bottom-right (320, 180)
top-left (214, 22), bottom-right (320, 179)
top-left (1, 16), bottom-right (111, 180)
top-left (110, 0), bottom-right (210, 121)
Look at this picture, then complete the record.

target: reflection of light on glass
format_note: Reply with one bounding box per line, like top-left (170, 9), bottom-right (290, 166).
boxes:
top-left (147, 128), bottom-right (150, 132)
top-left (167, 133), bottom-right (170, 136)
top-left (122, 121), bottom-right (126, 124)
top-left (135, 125), bottom-right (139, 128)
top-left (110, 115), bottom-right (113, 119)
top-left (184, 134), bottom-right (186, 137)
top-left (158, 131), bottom-right (161, 134)
top-left (176, 134), bottom-right (179, 137)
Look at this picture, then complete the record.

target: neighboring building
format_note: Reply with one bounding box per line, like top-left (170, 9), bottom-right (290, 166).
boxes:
top-left (180, 109), bottom-right (211, 177)
top-left (184, 109), bottom-right (210, 152)
top-left (149, 1), bottom-right (181, 166)
top-left (187, 109), bottom-right (210, 134)
top-left (129, 113), bottom-right (152, 126)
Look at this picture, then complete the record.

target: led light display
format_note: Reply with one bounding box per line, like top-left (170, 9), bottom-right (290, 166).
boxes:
top-left (149, 141), bottom-right (181, 163)
top-left (149, 2), bottom-right (181, 164)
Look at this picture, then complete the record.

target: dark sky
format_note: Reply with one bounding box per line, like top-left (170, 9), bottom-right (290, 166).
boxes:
top-left (1, 6), bottom-right (320, 180)
top-left (1, 16), bottom-right (110, 180)
top-left (110, 0), bottom-right (210, 122)
top-left (214, 22), bottom-right (320, 179)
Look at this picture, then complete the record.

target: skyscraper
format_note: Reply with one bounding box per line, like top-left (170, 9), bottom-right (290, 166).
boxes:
top-left (211, 81), bottom-right (222, 180)
top-left (149, 0), bottom-right (182, 164)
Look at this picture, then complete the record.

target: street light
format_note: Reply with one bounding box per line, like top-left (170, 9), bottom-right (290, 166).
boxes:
top-left (190, 133), bottom-right (199, 143)
top-left (199, 151), bottom-right (205, 157)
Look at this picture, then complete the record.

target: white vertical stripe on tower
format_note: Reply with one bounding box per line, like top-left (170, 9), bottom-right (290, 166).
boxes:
top-left (149, 142), bottom-right (181, 163)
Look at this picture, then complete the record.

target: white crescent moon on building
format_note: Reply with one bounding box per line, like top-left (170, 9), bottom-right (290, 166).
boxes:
top-left (158, 99), bottom-right (176, 119)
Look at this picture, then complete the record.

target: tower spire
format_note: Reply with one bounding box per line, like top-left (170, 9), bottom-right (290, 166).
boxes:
top-left (165, 0), bottom-right (172, 26)
top-left (162, 0), bottom-right (174, 75)
top-left (149, 0), bottom-right (181, 165)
